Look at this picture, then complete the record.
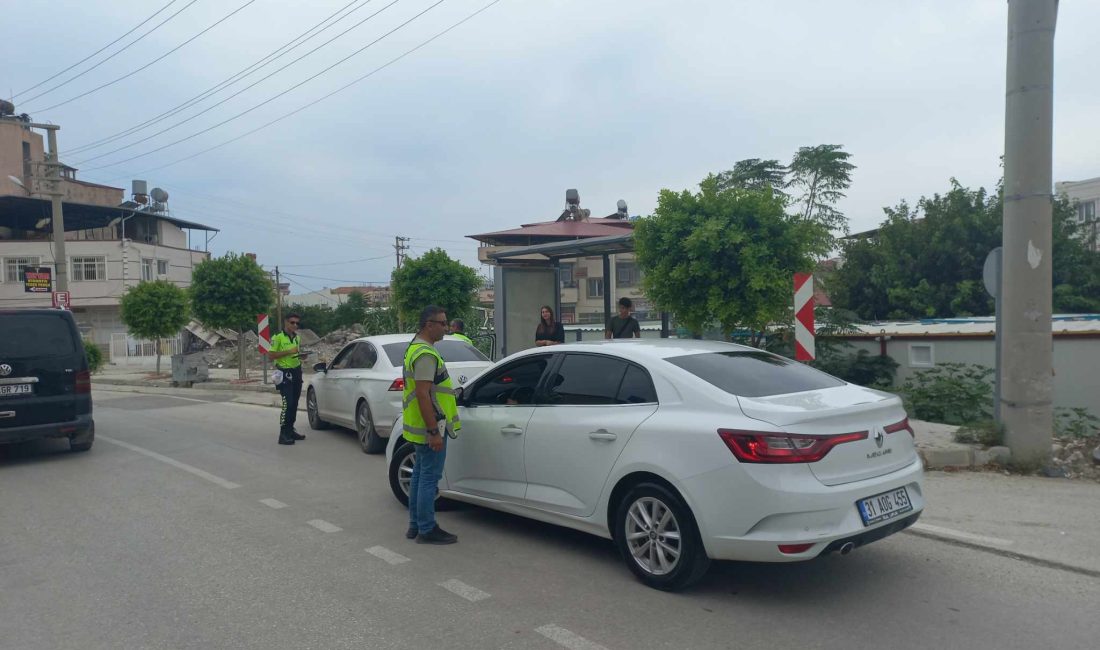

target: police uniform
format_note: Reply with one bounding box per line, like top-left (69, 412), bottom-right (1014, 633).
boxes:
top-left (271, 330), bottom-right (304, 443)
top-left (451, 332), bottom-right (473, 344)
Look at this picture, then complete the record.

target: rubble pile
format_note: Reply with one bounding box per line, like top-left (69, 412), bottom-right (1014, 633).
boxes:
top-left (1050, 437), bottom-right (1100, 482)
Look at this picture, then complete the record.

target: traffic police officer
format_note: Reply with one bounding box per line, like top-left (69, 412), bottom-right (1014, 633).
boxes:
top-left (269, 313), bottom-right (307, 445)
top-left (449, 318), bottom-right (474, 344)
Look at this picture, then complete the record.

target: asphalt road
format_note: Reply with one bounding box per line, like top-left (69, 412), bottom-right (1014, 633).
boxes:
top-left (1, 390), bottom-right (1096, 650)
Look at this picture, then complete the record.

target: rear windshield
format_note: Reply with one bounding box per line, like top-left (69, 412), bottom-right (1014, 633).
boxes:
top-left (383, 340), bottom-right (490, 366)
top-left (0, 314), bottom-right (77, 359)
top-left (665, 350), bottom-right (845, 397)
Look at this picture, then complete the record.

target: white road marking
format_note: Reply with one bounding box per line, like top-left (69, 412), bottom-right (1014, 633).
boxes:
top-left (260, 498), bottom-right (288, 509)
top-left (438, 579), bottom-right (490, 602)
top-left (99, 435), bottom-right (241, 489)
top-left (911, 523), bottom-right (1013, 547)
top-left (307, 519), bottom-right (343, 533)
top-left (366, 546), bottom-right (410, 565)
top-left (535, 625), bottom-right (610, 650)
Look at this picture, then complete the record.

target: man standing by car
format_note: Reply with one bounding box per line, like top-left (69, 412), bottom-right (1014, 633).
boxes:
top-left (269, 313), bottom-right (307, 445)
top-left (449, 318), bottom-right (473, 344)
top-left (403, 305), bottom-right (461, 544)
top-left (606, 297), bottom-right (641, 339)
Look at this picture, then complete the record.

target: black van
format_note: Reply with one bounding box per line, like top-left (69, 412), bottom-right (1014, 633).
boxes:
top-left (0, 308), bottom-right (94, 451)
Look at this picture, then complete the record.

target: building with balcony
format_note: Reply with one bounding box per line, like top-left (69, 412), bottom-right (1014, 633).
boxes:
top-left (1056, 176), bottom-right (1100, 253)
top-left (1, 115), bottom-right (217, 351)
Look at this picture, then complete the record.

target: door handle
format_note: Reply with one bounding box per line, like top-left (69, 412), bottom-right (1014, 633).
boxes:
top-left (500, 426), bottom-right (524, 436)
top-left (588, 429), bottom-right (617, 441)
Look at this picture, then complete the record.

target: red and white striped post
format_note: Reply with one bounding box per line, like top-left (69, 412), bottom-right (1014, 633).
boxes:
top-left (257, 314), bottom-right (272, 354)
top-left (793, 273), bottom-right (815, 361)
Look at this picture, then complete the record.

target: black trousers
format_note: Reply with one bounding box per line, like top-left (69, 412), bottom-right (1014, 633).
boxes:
top-left (278, 368), bottom-right (303, 438)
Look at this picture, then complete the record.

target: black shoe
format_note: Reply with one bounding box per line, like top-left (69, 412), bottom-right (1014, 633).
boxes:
top-left (416, 525), bottom-right (457, 545)
top-left (405, 525), bottom-right (418, 540)
top-left (278, 438), bottom-right (295, 445)
top-left (291, 432), bottom-right (306, 440)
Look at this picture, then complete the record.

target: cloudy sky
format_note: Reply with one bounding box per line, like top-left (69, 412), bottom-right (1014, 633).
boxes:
top-left (3, 0), bottom-right (1096, 292)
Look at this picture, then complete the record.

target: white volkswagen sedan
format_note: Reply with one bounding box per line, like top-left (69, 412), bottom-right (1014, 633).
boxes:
top-left (387, 339), bottom-right (924, 590)
top-left (307, 334), bottom-right (491, 453)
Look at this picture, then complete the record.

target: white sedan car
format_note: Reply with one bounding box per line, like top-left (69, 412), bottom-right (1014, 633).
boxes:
top-left (387, 338), bottom-right (924, 591)
top-left (307, 334), bottom-right (492, 453)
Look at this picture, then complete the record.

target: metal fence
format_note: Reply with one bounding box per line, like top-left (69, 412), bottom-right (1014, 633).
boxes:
top-left (110, 332), bottom-right (184, 366)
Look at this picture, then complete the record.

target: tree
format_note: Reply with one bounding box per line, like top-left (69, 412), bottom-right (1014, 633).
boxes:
top-left (284, 303), bottom-right (337, 336)
top-left (119, 279), bottom-right (189, 375)
top-left (334, 291), bottom-right (368, 330)
top-left (715, 158), bottom-right (788, 198)
top-left (390, 248), bottom-right (480, 329)
top-left (633, 174), bottom-right (827, 344)
top-left (190, 253), bottom-right (275, 379)
top-left (787, 144), bottom-right (855, 236)
top-left (831, 180), bottom-right (1100, 320)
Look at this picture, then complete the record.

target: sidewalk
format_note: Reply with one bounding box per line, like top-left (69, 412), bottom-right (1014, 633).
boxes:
top-left (89, 378), bottom-right (1100, 576)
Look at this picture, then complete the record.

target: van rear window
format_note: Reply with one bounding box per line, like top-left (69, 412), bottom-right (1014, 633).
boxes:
top-left (0, 314), bottom-right (77, 359)
top-left (665, 350), bottom-right (844, 397)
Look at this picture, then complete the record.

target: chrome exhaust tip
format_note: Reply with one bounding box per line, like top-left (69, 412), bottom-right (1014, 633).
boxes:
top-left (839, 541), bottom-right (856, 555)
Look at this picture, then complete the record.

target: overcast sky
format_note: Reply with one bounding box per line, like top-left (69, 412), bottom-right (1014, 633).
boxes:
top-left (3, 0), bottom-right (1096, 293)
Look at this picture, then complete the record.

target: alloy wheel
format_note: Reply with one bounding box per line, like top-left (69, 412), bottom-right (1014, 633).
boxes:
top-left (625, 496), bottom-right (682, 576)
top-left (398, 451), bottom-right (416, 498)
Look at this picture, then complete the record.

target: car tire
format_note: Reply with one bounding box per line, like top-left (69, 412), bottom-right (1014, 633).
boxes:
top-left (69, 424), bottom-right (94, 452)
top-left (613, 482), bottom-right (710, 591)
top-left (356, 400), bottom-right (385, 454)
top-left (306, 388), bottom-right (331, 430)
top-left (388, 441), bottom-right (452, 510)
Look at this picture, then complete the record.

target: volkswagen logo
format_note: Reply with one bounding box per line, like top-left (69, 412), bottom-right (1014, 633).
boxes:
top-left (873, 428), bottom-right (885, 448)
top-left (458, 375), bottom-right (469, 384)
top-left (0, 364), bottom-right (12, 377)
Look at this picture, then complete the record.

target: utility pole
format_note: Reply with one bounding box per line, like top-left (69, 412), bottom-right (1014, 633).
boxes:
top-left (1000, 0), bottom-right (1058, 466)
top-left (394, 236), bottom-right (410, 269)
top-left (275, 266), bottom-right (283, 328)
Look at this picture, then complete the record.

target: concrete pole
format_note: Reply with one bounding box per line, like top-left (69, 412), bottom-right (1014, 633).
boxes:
top-left (45, 127), bottom-right (68, 293)
top-left (1000, 0), bottom-right (1058, 464)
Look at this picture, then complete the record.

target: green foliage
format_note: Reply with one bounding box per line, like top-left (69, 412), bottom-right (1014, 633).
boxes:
top-left (787, 144), bottom-right (855, 237)
top-left (334, 291), bottom-right (368, 330)
top-left (391, 248), bottom-right (480, 328)
top-left (82, 338), bottom-right (104, 374)
top-left (954, 419), bottom-right (1005, 447)
top-left (633, 175), bottom-right (827, 340)
top-left (832, 180), bottom-right (1100, 320)
top-left (899, 362), bottom-right (993, 425)
top-left (362, 305), bottom-right (402, 335)
top-left (119, 279), bottom-right (190, 375)
top-left (1054, 407), bottom-right (1099, 439)
top-left (190, 253), bottom-right (275, 330)
top-left (284, 303), bottom-right (337, 336)
top-left (715, 158), bottom-right (788, 198)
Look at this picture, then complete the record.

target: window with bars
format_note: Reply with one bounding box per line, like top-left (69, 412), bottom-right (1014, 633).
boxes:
top-left (4, 256), bottom-right (41, 283)
top-left (71, 256), bottom-right (106, 282)
top-left (616, 262), bottom-right (638, 287)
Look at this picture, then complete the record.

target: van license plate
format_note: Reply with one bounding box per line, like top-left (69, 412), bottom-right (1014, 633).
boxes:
top-left (0, 384), bottom-right (32, 397)
top-left (857, 487), bottom-right (912, 526)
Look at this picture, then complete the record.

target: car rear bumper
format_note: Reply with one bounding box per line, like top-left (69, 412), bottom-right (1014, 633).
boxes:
top-left (688, 456), bottom-right (925, 562)
top-left (0, 413), bottom-right (95, 445)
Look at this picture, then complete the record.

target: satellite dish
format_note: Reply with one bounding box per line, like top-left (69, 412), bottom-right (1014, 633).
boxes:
top-left (150, 187), bottom-right (169, 202)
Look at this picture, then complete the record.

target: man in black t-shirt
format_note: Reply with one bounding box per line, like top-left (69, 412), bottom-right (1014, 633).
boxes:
top-left (606, 297), bottom-right (641, 339)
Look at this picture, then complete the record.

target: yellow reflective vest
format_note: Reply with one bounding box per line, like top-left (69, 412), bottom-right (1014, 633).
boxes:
top-left (452, 333), bottom-right (473, 344)
top-left (402, 342), bottom-right (461, 444)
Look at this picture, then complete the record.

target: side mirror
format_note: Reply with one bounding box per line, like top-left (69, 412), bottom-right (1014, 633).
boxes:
top-left (313, 362), bottom-right (327, 373)
top-left (454, 386), bottom-right (465, 405)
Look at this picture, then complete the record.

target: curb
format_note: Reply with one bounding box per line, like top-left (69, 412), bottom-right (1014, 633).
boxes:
top-left (918, 445), bottom-right (1012, 470)
top-left (93, 376), bottom-right (278, 394)
top-left (905, 526), bottom-right (1100, 579)
top-left (92, 382), bottom-right (306, 412)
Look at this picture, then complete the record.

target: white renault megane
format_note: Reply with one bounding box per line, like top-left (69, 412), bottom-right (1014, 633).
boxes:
top-left (386, 338), bottom-right (923, 591)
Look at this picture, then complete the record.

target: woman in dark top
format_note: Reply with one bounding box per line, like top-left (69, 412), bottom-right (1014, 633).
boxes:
top-left (534, 305), bottom-right (565, 346)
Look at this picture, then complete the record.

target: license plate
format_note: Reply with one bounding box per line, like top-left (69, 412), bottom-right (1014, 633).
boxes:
top-left (857, 487), bottom-right (912, 526)
top-left (0, 384), bottom-right (33, 397)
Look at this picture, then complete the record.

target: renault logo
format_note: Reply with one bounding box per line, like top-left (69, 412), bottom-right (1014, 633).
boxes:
top-left (0, 364), bottom-right (11, 377)
top-left (873, 428), bottom-right (885, 448)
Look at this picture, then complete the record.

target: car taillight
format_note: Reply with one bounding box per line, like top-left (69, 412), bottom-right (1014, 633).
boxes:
top-left (75, 370), bottom-right (91, 394)
top-left (884, 417), bottom-right (914, 438)
top-left (388, 378), bottom-right (404, 392)
top-left (717, 429), bottom-right (868, 463)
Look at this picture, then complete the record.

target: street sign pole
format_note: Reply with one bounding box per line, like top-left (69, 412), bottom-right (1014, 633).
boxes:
top-left (983, 247), bottom-right (1003, 424)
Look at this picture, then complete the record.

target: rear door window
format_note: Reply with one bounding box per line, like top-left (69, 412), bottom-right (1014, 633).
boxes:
top-left (617, 364), bottom-right (658, 404)
top-left (543, 354), bottom-right (629, 406)
top-left (0, 314), bottom-right (77, 359)
top-left (383, 340), bottom-right (489, 366)
top-left (666, 350), bottom-right (844, 397)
